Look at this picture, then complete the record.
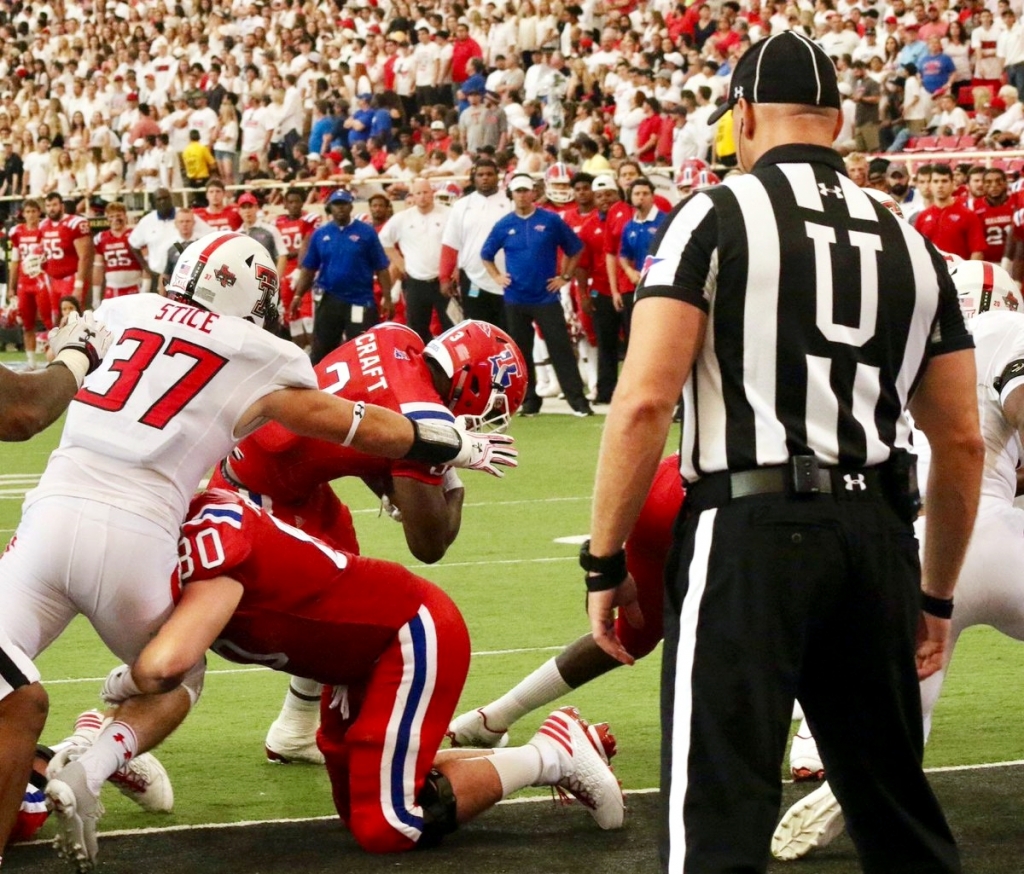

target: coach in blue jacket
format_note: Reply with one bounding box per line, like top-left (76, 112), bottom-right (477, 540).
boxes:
top-left (481, 173), bottom-right (593, 417)
top-left (290, 188), bottom-right (393, 364)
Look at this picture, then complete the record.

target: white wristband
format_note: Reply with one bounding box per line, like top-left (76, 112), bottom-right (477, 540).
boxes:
top-left (342, 401), bottom-right (366, 447)
top-left (51, 349), bottom-right (90, 389)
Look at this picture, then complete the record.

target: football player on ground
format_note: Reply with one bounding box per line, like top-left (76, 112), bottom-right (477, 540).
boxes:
top-left (100, 489), bottom-right (625, 855)
top-left (448, 454), bottom-right (682, 748)
top-left (772, 261), bottom-right (1024, 862)
top-left (207, 318), bottom-right (527, 764)
top-left (0, 231), bottom-right (517, 871)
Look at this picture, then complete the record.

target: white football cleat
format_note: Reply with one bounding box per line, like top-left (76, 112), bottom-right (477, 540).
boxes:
top-left (265, 718), bottom-right (325, 765)
top-left (771, 780), bottom-right (844, 861)
top-left (107, 753), bottom-right (174, 813)
top-left (790, 728), bottom-right (825, 782)
top-left (46, 760), bottom-right (104, 872)
top-left (446, 708), bottom-right (510, 749)
top-left (529, 706), bottom-right (624, 830)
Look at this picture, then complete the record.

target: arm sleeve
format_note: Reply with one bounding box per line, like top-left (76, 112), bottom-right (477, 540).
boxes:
top-left (636, 193), bottom-right (718, 313)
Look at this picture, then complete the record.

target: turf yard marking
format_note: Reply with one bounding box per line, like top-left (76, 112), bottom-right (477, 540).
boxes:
top-left (410, 556), bottom-right (577, 569)
top-left (351, 495), bottom-right (590, 515)
top-left (21, 762), bottom-right (1024, 845)
top-left (42, 646), bottom-right (566, 685)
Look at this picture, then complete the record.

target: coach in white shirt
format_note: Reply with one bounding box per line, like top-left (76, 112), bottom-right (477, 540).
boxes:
top-left (129, 188), bottom-right (213, 291)
top-left (379, 178), bottom-right (452, 343)
top-left (439, 157), bottom-right (513, 327)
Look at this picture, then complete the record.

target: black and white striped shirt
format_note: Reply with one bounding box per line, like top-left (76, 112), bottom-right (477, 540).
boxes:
top-left (637, 144), bottom-right (973, 481)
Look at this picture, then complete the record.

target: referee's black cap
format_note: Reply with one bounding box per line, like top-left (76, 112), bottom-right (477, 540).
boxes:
top-left (707, 32), bottom-right (842, 124)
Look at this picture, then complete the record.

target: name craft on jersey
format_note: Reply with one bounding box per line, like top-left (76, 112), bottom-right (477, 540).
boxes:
top-left (354, 332), bottom-right (388, 391)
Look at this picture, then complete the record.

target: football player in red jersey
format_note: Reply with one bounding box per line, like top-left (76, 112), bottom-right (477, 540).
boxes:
top-left (99, 489), bottom-right (624, 855)
top-left (977, 168), bottom-right (1015, 265)
top-left (207, 319), bottom-right (527, 763)
top-left (541, 162), bottom-right (576, 215)
top-left (275, 188), bottom-right (319, 348)
top-left (448, 454), bottom-right (683, 748)
top-left (561, 173), bottom-right (600, 398)
top-left (93, 202), bottom-right (145, 299)
top-left (39, 192), bottom-right (93, 319)
top-left (192, 179), bottom-right (242, 231)
top-left (9, 199), bottom-right (51, 369)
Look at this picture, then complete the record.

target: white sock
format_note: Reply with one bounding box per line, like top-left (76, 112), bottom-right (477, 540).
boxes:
top-left (26, 350), bottom-right (36, 368)
top-left (77, 721), bottom-right (138, 795)
top-left (274, 677), bottom-right (322, 732)
top-left (480, 658), bottom-right (571, 731)
top-left (63, 710), bottom-right (104, 747)
top-left (487, 746), bottom-right (545, 797)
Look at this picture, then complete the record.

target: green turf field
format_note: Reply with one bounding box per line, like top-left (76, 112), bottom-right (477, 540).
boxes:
top-left (1, 374), bottom-right (1024, 854)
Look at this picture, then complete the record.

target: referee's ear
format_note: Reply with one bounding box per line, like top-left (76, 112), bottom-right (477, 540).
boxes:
top-left (832, 107), bottom-right (845, 141)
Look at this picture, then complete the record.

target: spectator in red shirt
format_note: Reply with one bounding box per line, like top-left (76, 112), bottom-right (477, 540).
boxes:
top-left (708, 15), bottom-right (740, 56)
top-left (450, 23), bottom-right (483, 93)
top-left (635, 97), bottom-right (663, 165)
top-left (916, 164), bottom-right (986, 259)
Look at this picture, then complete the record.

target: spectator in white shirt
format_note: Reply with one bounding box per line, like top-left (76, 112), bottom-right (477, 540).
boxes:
top-left (22, 136), bottom-right (52, 196)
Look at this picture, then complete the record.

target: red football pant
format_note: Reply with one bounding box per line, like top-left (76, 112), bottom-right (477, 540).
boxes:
top-left (317, 582), bottom-right (470, 853)
top-left (47, 275), bottom-right (78, 325)
top-left (17, 284), bottom-right (53, 333)
top-left (617, 454), bottom-right (684, 658)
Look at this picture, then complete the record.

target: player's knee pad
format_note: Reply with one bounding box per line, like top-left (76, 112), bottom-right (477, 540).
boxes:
top-left (415, 768), bottom-right (458, 850)
top-left (181, 658), bottom-right (206, 708)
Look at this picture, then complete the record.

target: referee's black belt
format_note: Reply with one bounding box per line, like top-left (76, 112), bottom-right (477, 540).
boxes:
top-left (687, 456), bottom-right (888, 512)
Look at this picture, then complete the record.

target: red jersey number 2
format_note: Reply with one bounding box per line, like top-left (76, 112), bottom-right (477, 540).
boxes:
top-left (76, 327), bottom-right (229, 429)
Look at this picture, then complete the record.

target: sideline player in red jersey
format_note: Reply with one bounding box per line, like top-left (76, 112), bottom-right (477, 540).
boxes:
top-left (39, 191), bottom-right (93, 318)
top-left (208, 318), bottom-right (527, 764)
top-left (540, 162), bottom-right (576, 215)
top-left (975, 168), bottom-right (1014, 265)
top-left (192, 179), bottom-right (242, 231)
top-left (99, 489), bottom-right (625, 855)
top-left (93, 202), bottom-right (145, 300)
top-left (449, 454), bottom-right (683, 747)
top-left (275, 188), bottom-right (319, 349)
top-left (9, 199), bottom-right (51, 369)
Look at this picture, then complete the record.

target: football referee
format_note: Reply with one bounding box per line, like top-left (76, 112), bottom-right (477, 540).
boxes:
top-left (580, 32), bottom-right (983, 874)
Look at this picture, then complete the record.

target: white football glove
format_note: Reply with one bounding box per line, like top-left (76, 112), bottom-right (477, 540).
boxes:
top-left (451, 430), bottom-right (518, 478)
top-left (101, 664), bottom-right (142, 705)
top-left (48, 311), bottom-right (114, 389)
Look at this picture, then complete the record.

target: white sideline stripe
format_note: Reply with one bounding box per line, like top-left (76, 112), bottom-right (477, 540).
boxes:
top-left (22, 763), bottom-right (1024, 845)
top-left (43, 646), bottom-right (566, 685)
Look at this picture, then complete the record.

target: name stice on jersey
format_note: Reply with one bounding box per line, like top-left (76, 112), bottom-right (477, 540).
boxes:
top-left (155, 302), bottom-right (221, 334)
top-left (354, 332), bottom-right (388, 391)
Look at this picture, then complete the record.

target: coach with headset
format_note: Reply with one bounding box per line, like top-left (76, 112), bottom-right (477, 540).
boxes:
top-left (580, 31), bottom-right (983, 874)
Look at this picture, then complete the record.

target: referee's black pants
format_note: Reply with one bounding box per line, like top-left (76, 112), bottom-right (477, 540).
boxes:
top-left (310, 294), bottom-right (378, 365)
top-left (660, 493), bottom-right (960, 874)
top-left (404, 276), bottom-right (453, 344)
top-left (505, 300), bottom-right (589, 412)
top-left (592, 291), bottom-right (634, 402)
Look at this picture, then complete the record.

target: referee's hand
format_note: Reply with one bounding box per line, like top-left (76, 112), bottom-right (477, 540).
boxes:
top-left (915, 612), bottom-right (951, 680)
top-left (587, 575), bottom-right (643, 666)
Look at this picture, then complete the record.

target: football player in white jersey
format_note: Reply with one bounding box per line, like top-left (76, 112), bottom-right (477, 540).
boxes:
top-left (772, 260), bottom-right (1024, 862)
top-left (0, 232), bottom-right (517, 871)
top-left (0, 311), bottom-right (113, 870)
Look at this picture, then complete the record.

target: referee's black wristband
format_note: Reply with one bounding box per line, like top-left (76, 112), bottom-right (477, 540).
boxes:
top-left (580, 539), bottom-right (627, 591)
top-left (920, 592), bottom-right (954, 619)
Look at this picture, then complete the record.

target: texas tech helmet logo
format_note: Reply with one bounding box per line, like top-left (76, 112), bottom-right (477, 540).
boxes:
top-left (488, 347), bottom-right (520, 388)
top-left (252, 263), bottom-right (278, 320)
top-left (214, 264), bottom-right (237, 287)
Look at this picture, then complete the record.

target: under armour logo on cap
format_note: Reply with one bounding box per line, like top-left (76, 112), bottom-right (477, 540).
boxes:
top-left (708, 32), bottom-right (842, 125)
